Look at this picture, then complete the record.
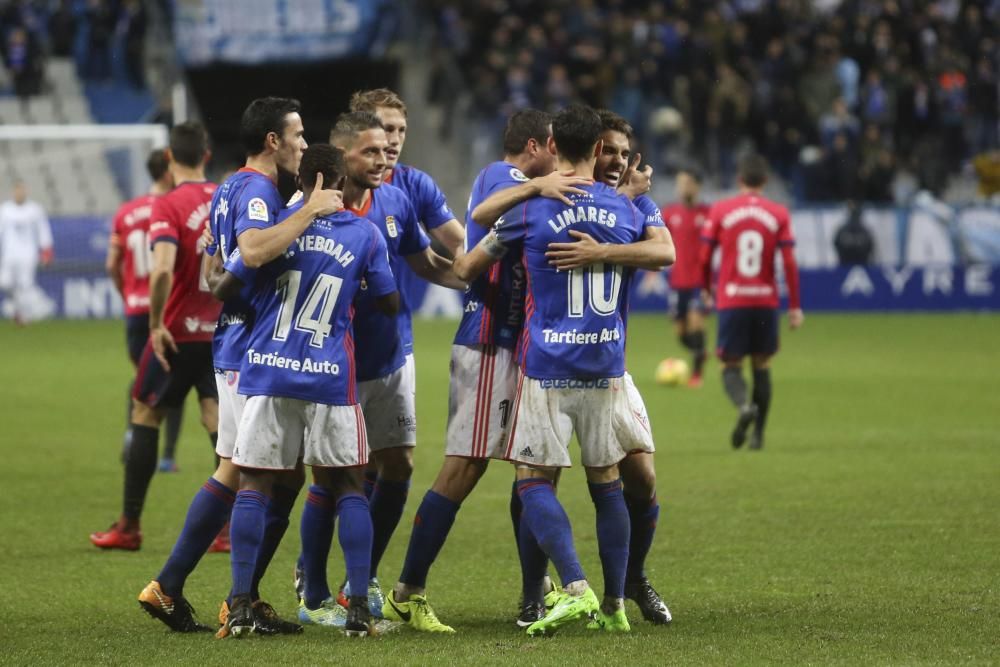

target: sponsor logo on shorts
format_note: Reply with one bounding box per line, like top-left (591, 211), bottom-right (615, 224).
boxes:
top-left (226, 370), bottom-right (238, 386)
top-left (396, 414), bottom-right (417, 432)
top-left (519, 446), bottom-right (534, 459)
top-left (537, 378), bottom-right (611, 389)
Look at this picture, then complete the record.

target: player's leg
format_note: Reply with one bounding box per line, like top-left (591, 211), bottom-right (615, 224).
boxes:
top-left (92, 335), bottom-right (176, 549)
top-left (718, 309), bottom-right (757, 448)
top-left (506, 379), bottom-right (598, 636)
top-left (575, 376), bottom-right (646, 633)
top-left (619, 452), bottom-right (672, 624)
top-left (138, 455), bottom-right (238, 633)
top-left (392, 344), bottom-right (510, 615)
top-left (685, 299), bottom-right (708, 386)
top-left (747, 308), bottom-right (779, 450)
top-left (159, 406), bottom-right (184, 472)
top-left (11, 258), bottom-right (35, 324)
top-left (394, 456), bottom-right (488, 597)
top-left (356, 355), bottom-right (417, 603)
top-left (302, 402), bottom-right (375, 636)
top-left (226, 395), bottom-right (304, 637)
top-left (122, 315), bottom-right (146, 463)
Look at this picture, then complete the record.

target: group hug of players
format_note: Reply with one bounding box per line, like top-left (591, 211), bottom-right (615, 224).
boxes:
top-left (90, 88), bottom-right (803, 639)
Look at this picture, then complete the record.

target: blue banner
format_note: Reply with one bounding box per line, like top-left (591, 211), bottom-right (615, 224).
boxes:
top-left (172, 0), bottom-right (396, 66)
top-left (7, 215), bottom-right (1000, 321)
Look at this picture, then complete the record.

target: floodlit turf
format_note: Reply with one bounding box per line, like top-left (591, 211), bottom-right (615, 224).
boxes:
top-left (1, 314), bottom-right (998, 665)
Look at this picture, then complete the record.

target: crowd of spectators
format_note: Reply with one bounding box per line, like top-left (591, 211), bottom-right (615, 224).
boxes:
top-left (0, 0), bottom-right (147, 100)
top-left (425, 0), bottom-right (999, 202)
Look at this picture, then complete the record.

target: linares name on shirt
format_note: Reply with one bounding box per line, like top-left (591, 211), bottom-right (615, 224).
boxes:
top-left (547, 205), bottom-right (618, 234)
top-left (245, 348), bottom-right (340, 375)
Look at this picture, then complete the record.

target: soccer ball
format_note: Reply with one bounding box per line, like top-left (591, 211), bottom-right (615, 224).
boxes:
top-left (655, 358), bottom-right (690, 386)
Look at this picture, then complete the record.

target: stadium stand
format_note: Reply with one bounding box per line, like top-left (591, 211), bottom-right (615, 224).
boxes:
top-left (424, 0), bottom-right (999, 203)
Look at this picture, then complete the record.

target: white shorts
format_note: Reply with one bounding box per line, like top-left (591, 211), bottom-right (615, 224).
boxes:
top-left (233, 395), bottom-right (368, 470)
top-left (0, 258), bottom-right (35, 290)
top-left (214, 369), bottom-right (246, 459)
top-left (446, 344), bottom-right (519, 459)
top-left (357, 353), bottom-right (416, 451)
top-left (505, 372), bottom-right (655, 469)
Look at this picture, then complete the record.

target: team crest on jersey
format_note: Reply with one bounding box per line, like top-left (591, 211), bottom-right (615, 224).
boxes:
top-left (385, 215), bottom-right (398, 238)
top-left (247, 197), bottom-right (269, 222)
top-left (509, 168), bottom-right (528, 182)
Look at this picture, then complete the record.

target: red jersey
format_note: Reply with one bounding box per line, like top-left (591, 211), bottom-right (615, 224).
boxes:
top-left (110, 194), bottom-right (156, 316)
top-left (148, 181), bottom-right (221, 343)
top-left (701, 192), bottom-right (800, 310)
top-left (662, 201), bottom-right (711, 289)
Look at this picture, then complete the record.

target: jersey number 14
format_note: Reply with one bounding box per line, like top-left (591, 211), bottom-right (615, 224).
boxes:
top-left (272, 270), bottom-right (344, 348)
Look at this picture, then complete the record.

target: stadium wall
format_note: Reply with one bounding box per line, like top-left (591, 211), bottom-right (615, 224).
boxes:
top-left (11, 207), bottom-right (1000, 320)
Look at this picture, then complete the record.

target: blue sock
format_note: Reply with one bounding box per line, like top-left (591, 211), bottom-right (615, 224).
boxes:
top-left (369, 477), bottom-right (410, 578)
top-left (511, 482), bottom-right (548, 604)
top-left (589, 479), bottom-right (630, 600)
top-left (230, 490), bottom-right (268, 598)
top-left (251, 484), bottom-right (298, 601)
top-left (363, 469), bottom-right (378, 499)
top-left (399, 490), bottom-right (460, 588)
top-left (157, 477), bottom-right (235, 598)
top-left (300, 485), bottom-right (336, 609)
top-left (516, 478), bottom-right (585, 587)
top-left (337, 493), bottom-right (373, 600)
top-left (625, 492), bottom-right (660, 583)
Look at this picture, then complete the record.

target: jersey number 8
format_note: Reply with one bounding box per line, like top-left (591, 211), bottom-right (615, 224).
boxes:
top-left (736, 229), bottom-right (764, 278)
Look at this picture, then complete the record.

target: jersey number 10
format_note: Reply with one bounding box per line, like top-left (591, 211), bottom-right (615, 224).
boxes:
top-left (272, 270), bottom-right (344, 348)
top-left (567, 264), bottom-right (623, 318)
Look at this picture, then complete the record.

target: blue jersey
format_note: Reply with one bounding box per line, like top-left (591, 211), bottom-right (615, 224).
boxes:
top-left (634, 194), bottom-right (666, 229)
top-left (349, 183), bottom-right (430, 381)
top-left (208, 169), bottom-right (283, 370)
top-left (385, 163), bottom-right (456, 231)
top-left (453, 161), bottom-right (527, 349)
top-left (234, 210), bottom-right (396, 405)
top-left (385, 162), bottom-right (457, 323)
top-left (495, 182), bottom-right (644, 379)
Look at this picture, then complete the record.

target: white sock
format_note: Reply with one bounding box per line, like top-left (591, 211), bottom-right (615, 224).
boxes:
top-left (564, 580), bottom-right (589, 597)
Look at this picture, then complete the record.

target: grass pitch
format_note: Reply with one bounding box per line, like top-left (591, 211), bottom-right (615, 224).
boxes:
top-left (1, 314), bottom-right (998, 665)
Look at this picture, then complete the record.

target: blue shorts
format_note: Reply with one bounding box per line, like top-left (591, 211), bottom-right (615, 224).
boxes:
top-left (125, 314), bottom-right (149, 366)
top-left (716, 308), bottom-right (779, 360)
top-left (669, 288), bottom-right (706, 321)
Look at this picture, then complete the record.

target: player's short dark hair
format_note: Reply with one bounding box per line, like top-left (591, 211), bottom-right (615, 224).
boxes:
top-left (677, 165), bottom-right (702, 183)
top-left (169, 121), bottom-right (209, 168)
top-left (551, 104), bottom-right (603, 164)
top-left (146, 148), bottom-right (169, 181)
top-left (597, 109), bottom-right (633, 140)
top-left (329, 111), bottom-right (385, 148)
top-left (502, 109), bottom-right (552, 156)
top-left (299, 144), bottom-right (345, 191)
top-left (239, 97), bottom-right (302, 156)
top-left (349, 88), bottom-right (407, 117)
top-left (738, 153), bottom-right (769, 188)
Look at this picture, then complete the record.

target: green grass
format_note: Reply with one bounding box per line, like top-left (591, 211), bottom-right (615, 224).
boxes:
top-left (1, 314), bottom-right (998, 665)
